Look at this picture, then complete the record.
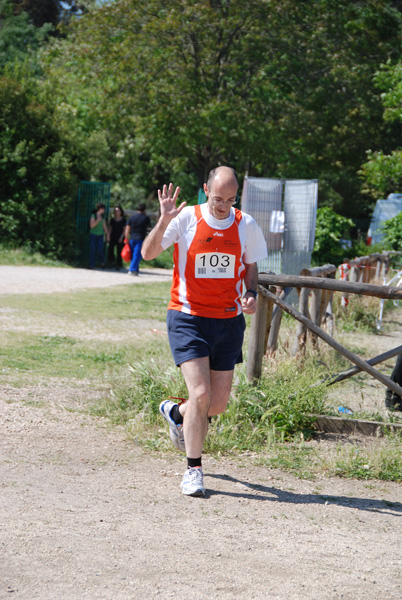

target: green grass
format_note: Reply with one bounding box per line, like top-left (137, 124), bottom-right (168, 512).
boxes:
top-left (0, 243), bottom-right (70, 267)
top-left (333, 294), bottom-right (380, 334)
top-left (255, 437), bottom-right (402, 482)
top-left (0, 282), bottom-right (171, 321)
top-left (92, 355), bottom-right (328, 450)
top-left (0, 331), bottom-right (171, 381)
top-left (1, 274), bottom-right (402, 482)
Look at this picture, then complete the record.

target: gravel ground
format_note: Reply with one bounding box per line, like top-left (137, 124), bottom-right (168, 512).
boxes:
top-left (1, 265), bottom-right (402, 600)
top-left (0, 265), bottom-right (173, 295)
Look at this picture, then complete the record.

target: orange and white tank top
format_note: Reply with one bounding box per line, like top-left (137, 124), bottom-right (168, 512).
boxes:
top-left (168, 205), bottom-right (246, 318)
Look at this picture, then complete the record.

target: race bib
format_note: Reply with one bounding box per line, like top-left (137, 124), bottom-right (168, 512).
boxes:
top-left (195, 252), bottom-right (235, 278)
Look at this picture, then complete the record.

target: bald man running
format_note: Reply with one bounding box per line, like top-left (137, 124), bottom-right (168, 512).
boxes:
top-left (142, 167), bottom-right (267, 496)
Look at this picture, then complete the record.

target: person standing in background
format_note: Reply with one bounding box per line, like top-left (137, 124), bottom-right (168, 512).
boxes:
top-left (125, 203), bottom-right (151, 276)
top-left (108, 205), bottom-right (126, 270)
top-left (89, 203), bottom-right (109, 269)
top-left (385, 354), bottom-right (402, 412)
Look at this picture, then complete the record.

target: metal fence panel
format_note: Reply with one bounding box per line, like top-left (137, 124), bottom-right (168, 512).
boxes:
top-left (282, 179), bottom-right (318, 275)
top-left (241, 176), bottom-right (318, 277)
top-left (241, 177), bottom-right (284, 273)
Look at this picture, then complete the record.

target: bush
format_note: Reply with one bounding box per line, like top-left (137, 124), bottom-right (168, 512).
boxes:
top-left (380, 212), bottom-right (402, 251)
top-left (0, 71), bottom-right (82, 260)
top-left (312, 207), bottom-right (354, 265)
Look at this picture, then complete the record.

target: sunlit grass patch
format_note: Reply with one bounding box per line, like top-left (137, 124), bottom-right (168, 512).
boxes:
top-left (0, 244), bottom-right (70, 268)
top-left (98, 357), bottom-right (328, 452)
top-left (0, 330), bottom-right (171, 384)
top-left (333, 294), bottom-right (380, 334)
top-left (0, 282), bottom-right (171, 321)
top-left (254, 435), bottom-right (402, 483)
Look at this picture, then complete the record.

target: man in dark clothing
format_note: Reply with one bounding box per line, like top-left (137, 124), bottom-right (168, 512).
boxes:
top-left (385, 354), bottom-right (402, 411)
top-left (125, 203), bottom-right (151, 275)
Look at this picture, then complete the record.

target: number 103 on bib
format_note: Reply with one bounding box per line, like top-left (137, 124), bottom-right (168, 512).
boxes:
top-left (195, 252), bottom-right (235, 279)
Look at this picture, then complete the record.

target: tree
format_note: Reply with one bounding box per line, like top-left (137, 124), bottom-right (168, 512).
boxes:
top-left (380, 212), bottom-right (402, 250)
top-left (312, 207), bottom-right (354, 265)
top-left (42, 0), bottom-right (402, 212)
top-left (0, 67), bottom-right (85, 257)
top-left (12, 0), bottom-right (95, 28)
top-left (0, 0), bottom-right (52, 70)
top-left (360, 60), bottom-right (402, 199)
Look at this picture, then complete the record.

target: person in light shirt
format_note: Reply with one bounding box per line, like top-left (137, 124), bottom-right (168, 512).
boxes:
top-left (142, 166), bottom-right (267, 497)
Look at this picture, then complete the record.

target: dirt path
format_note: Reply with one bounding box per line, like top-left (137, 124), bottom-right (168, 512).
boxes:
top-left (1, 266), bottom-right (402, 599)
top-left (0, 265), bottom-right (173, 295)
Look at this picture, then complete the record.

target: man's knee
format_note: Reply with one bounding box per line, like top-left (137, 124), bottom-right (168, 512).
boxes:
top-left (208, 395), bottom-right (230, 416)
top-left (190, 386), bottom-right (211, 412)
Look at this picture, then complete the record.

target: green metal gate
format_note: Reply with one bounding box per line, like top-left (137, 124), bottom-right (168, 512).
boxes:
top-left (75, 181), bottom-right (111, 266)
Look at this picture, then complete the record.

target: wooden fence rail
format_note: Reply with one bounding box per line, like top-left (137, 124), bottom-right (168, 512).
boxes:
top-left (257, 274), bottom-right (402, 299)
top-left (247, 256), bottom-right (402, 397)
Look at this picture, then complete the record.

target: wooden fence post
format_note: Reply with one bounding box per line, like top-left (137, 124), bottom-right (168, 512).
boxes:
top-left (375, 258), bottom-right (381, 280)
top-left (325, 290), bottom-right (334, 337)
top-left (247, 287), bottom-right (275, 381)
top-left (258, 285), bottom-right (402, 397)
top-left (267, 287), bottom-right (292, 354)
top-left (292, 287), bottom-right (310, 356)
top-left (309, 288), bottom-right (321, 346)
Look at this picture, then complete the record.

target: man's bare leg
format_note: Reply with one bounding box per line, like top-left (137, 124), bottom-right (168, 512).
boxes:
top-left (180, 357), bottom-right (211, 459)
top-left (209, 369), bottom-right (234, 416)
top-left (179, 365), bottom-right (234, 452)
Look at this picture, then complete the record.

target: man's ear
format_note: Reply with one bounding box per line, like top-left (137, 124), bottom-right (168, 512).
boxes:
top-left (203, 183), bottom-right (209, 196)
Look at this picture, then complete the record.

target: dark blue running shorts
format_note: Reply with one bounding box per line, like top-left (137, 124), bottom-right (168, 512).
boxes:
top-left (167, 310), bottom-right (246, 371)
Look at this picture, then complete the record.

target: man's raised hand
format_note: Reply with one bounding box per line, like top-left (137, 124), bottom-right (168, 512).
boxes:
top-left (158, 183), bottom-right (187, 220)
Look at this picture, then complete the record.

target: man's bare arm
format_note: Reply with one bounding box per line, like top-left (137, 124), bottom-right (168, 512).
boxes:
top-left (241, 262), bottom-right (258, 315)
top-left (142, 183), bottom-right (186, 260)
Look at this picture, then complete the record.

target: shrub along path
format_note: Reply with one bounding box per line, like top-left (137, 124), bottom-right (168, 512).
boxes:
top-left (1, 266), bottom-right (402, 599)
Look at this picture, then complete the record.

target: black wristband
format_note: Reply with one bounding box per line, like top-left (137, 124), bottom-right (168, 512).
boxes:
top-left (246, 289), bottom-right (257, 299)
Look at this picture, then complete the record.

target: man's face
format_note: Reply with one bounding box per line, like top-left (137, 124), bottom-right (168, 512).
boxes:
top-left (204, 177), bottom-right (238, 220)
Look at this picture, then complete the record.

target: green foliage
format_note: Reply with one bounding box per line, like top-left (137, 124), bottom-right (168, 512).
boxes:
top-left (0, 66), bottom-right (90, 258)
top-left (0, 242), bottom-right (70, 266)
top-left (331, 441), bottom-right (402, 482)
top-left (92, 360), bottom-right (187, 426)
top-left (379, 212), bottom-right (402, 250)
top-left (98, 358), bottom-right (328, 453)
top-left (2, 0), bottom-right (402, 254)
top-left (143, 246), bottom-right (173, 270)
top-left (258, 438), bottom-right (402, 482)
top-left (360, 59), bottom-right (402, 199)
top-left (312, 207), bottom-right (354, 265)
top-left (360, 150), bottom-right (402, 199)
top-left (0, 0), bottom-right (53, 70)
top-left (205, 365), bottom-right (327, 453)
top-left (41, 0), bottom-right (402, 214)
top-left (333, 295), bottom-right (379, 334)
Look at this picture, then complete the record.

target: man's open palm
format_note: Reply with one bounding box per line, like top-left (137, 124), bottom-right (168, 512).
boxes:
top-left (158, 183), bottom-right (186, 220)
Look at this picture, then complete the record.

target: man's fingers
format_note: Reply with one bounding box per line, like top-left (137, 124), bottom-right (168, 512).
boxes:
top-left (159, 184), bottom-right (182, 209)
top-left (172, 186), bottom-right (181, 202)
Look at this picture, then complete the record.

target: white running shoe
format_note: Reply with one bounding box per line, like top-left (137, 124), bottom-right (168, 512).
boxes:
top-left (180, 467), bottom-right (206, 497)
top-left (159, 400), bottom-right (185, 452)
